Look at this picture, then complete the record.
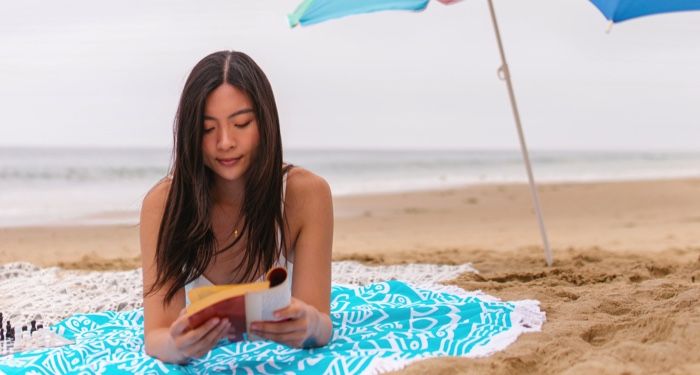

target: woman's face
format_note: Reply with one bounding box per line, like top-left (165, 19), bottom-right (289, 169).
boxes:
top-left (202, 83), bottom-right (260, 183)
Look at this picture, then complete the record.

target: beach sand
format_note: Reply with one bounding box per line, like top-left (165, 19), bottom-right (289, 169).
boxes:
top-left (1, 178), bottom-right (699, 374)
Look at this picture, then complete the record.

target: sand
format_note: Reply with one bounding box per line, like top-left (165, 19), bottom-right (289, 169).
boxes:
top-left (1, 178), bottom-right (699, 374)
top-left (385, 246), bottom-right (700, 375)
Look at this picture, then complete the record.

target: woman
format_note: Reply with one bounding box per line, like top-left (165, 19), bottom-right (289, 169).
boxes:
top-left (140, 51), bottom-right (333, 364)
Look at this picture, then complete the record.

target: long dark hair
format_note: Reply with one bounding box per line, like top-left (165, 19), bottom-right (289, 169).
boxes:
top-left (146, 51), bottom-right (290, 304)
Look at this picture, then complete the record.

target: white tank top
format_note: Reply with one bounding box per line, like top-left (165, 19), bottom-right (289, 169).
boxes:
top-left (184, 171), bottom-right (292, 306)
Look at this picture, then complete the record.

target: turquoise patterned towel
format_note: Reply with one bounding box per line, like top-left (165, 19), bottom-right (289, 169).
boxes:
top-left (0, 280), bottom-right (544, 374)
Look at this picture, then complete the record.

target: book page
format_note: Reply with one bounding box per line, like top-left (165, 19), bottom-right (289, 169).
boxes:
top-left (244, 269), bottom-right (291, 340)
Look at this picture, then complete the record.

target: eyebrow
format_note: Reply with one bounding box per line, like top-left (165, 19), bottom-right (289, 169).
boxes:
top-left (203, 108), bottom-right (254, 121)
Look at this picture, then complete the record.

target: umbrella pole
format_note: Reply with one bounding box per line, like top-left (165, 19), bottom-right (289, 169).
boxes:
top-left (486, 0), bottom-right (553, 267)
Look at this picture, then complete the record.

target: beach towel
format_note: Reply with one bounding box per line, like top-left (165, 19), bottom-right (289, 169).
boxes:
top-left (0, 278), bottom-right (543, 374)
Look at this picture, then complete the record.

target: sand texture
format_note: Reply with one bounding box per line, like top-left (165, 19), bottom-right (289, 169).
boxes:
top-left (1, 178), bottom-right (699, 373)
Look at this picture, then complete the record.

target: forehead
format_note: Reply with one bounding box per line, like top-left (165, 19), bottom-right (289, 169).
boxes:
top-left (204, 83), bottom-right (253, 116)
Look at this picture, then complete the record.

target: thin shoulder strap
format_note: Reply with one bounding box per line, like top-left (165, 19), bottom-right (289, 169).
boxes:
top-left (281, 169), bottom-right (289, 214)
top-left (278, 168), bottom-right (291, 265)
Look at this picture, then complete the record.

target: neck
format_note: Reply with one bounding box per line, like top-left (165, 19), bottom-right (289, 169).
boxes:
top-left (212, 176), bottom-right (245, 209)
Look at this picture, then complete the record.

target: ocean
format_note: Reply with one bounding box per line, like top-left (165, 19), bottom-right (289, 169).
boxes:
top-left (1, 147), bottom-right (699, 227)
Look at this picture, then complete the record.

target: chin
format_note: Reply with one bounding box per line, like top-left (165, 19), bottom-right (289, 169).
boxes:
top-left (214, 165), bottom-right (250, 182)
top-left (214, 170), bottom-right (243, 182)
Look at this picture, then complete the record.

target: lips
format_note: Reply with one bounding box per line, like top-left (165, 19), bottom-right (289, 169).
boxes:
top-left (216, 156), bottom-right (242, 167)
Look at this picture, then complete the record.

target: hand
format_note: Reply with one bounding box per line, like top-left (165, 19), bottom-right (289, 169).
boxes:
top-left (168, 308), bottom-right (231, 361)
top-left (249, 297), bottom-right (321, 348)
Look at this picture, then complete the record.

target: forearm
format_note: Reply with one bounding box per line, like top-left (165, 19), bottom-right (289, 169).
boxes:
top-left (144, 327), bottom-right (187, 364)
top-left (308, 311), bottom-right (334, 347)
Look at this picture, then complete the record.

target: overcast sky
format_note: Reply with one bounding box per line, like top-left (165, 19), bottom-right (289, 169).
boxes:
top-left (1, 0), bottom-right (699, 151)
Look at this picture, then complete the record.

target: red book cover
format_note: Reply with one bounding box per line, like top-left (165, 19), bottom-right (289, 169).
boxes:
top-left (184, 267), bottom-right (290, 342)
top-left (186, 294), bottom-right (247, 342)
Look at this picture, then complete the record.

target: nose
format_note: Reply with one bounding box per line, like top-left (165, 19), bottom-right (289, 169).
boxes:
top-left (217, 125), bottom-right (237, 150)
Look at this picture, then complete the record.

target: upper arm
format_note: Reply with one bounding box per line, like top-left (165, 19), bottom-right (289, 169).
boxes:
top-left (286, 169), bottom-right (334, 314)
top-left (140, 180), bottom-right (186, 336)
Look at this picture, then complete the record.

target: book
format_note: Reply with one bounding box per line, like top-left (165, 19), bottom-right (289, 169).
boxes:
top-left (185, 267), bottom-right (291, 342)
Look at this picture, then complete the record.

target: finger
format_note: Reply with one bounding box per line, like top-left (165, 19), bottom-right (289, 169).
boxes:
top-left (182, 320), bottom-right (230, 359)
top-left (204, 319), bottom-right (231, 348)
top-left (273, 303), bottom-right (304, 320)
top-left (272, 303), bottom-right (293, 317)
top-left (179, 307), bottom-right (187, 317)
top-left (251, 319), bottom-right (305, 335)
top-left (170, 314), bottom-right (194, 337)
top-left (177, 317), bottom-right (221, 347)
top-left (271, 297), bottom-right (297, 317)
top-left (272, 306), bottom-right (294, 320)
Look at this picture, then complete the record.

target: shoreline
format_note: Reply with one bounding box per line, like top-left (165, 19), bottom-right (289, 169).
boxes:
top-left (2, 175), bottom-right (699, 228)
top-left (1, 177), bottom-right (699, 269)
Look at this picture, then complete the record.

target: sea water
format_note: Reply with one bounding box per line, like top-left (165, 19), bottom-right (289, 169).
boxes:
top-left (1, 147), bottom-right (699, 227)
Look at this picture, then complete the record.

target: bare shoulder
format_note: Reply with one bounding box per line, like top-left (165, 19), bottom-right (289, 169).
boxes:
top-left (285, 167), bottom-right (332, 206)
top-left (140, 178), bottom-right (172, 260)
top-left (284, 167), bottom-right (333, 271)
top-left (142, 177), bottom-right (172, 213)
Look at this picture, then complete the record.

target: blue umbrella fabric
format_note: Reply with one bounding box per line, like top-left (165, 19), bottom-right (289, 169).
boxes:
top-left (590, 0), bottom-right (700, 23)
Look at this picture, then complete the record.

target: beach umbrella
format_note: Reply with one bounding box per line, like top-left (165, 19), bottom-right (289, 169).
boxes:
top-left (589, 0), bottom-right (700, 23)
top-left (289, 0), bottom-right (555, 266)
top-left (287, 0), bottom-right (700, 267)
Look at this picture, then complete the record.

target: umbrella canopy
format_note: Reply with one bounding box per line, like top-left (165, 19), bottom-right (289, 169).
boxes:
top-left (289, 0), bottom-right (461, 27)
top-left (590, 0), bottom-right (700, 23)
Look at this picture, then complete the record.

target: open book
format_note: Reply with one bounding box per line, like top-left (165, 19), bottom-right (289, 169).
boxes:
top-left (185, 267), bottom-right (291, 342)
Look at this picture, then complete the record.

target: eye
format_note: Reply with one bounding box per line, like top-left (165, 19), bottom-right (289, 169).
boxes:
top-left (203, 127), bottom-right (215, 133)
top-left (235, 121), bottom-right (252, 128)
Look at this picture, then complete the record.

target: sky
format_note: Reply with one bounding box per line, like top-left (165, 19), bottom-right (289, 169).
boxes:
top-left (1, 0), bottom-right (699, 151)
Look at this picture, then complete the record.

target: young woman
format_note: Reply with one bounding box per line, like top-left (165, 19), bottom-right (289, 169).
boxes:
top-left (140, 51), bottom-right (333, 364)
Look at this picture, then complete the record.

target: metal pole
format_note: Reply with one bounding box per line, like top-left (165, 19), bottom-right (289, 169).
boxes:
top-left (486, 0), bottom-right (553, 266)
